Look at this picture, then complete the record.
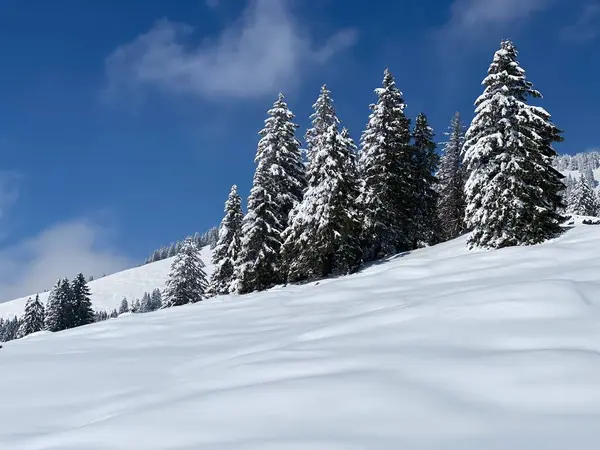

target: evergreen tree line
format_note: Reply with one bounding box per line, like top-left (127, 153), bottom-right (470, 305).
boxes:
top-left (562, 173), bottom-right (600, 217)
top-left (204, 78), bottom-right (457, 297)
top-left (0, 273), bottom-right (94, 343)
top-left (204, 39), bottom-right (565, 295)
top-left (143, 227), bottom-right (219, 265)
top-left (554, 151), bottom-right (600, 172)
top-left (3, 39), bottom-right (568, 324)
top-left (111, 288), bottom-right (164, 316)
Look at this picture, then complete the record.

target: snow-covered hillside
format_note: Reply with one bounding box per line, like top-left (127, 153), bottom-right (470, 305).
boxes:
top-left (2, 226), bottom-right (600, 449)
top-left (0, 246), bottom-right (213, 320)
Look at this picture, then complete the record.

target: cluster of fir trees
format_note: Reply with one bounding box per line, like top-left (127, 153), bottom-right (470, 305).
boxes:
top-left (45, 273), bottom-right (95, 332)
top-left (143, 227), bottom-right (219, 265)
top-left (206, 77), bottom-right (448, 297)
top-left (205, 39), bottom-right (565, 295)
top-left (562, 174), bottom-right (600, 217)
top-left (3, 39), bottom-right (565, 320)
top-left (0, 273), bottom-right (95, 343)
top-left (0, 316), bottom-right (22, 342)
top-left (554, 151), bottom-right (600, 173)
top-left (115, 288), bottom-right (163, 315)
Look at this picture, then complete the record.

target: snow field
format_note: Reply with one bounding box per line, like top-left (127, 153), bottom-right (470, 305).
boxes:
top-left (1, 229), bottom-right (600, 449)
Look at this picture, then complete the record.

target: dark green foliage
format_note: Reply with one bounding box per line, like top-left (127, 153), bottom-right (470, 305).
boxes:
top-left (358, 69), bottom-right (413, 260)
top-left (72, 273), bottom-right (94, 327)
top-left (409, 113), bottom-right (440, 247)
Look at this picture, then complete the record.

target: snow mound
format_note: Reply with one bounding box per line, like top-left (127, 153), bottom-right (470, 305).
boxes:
top-left (0, 246), bottom-right (214, 320)
top-left (1, 230), bottom-right (600, 449)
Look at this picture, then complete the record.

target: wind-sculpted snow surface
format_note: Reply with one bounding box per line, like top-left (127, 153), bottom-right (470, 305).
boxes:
top-left (1, 229), bottom-right (600, 449)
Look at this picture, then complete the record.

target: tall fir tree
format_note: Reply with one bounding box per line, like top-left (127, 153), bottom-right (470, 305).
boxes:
top-left (282, 122), bottom-right (362, 282)
top-left (71, 273), bottom-right (94, 327)
top-left (409, 113), bottom-right (440, 247)
top-left (45, 278), bottom-right (73, 332)
top-left (140, 292), bottom-right (152, 313)
top-left (358, 69), bottom-right (413, 260)
top-left (151, 288), bottom-right (163, 310)
top-left (583, 165), bottom-right (596, 189)
top-left (163, 237), bottom-right (208, 307)
top-left (463, 40), bottom-right (565, 249)
top-left (235, 94), bottom-right (306, 293)
top-left (305, 84), bottom-right (339, 172)
top-left (437, 112), bottom-right (466, 240)
top-left (208, 185), bottom-right (243, 295)
top-left (567, 175), bottom-right (599, 217)
top-left (19, 294), bottom-right (45, 337)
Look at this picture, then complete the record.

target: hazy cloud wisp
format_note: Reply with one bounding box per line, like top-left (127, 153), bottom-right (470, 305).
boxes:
top-left (0, 219), bottom-right (131, 303)
top-left (105, 0), bottom-right (358, 101)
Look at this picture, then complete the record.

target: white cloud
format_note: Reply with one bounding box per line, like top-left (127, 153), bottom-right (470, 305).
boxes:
top-left (0, 219), bottom-right (131, 302)
top-left (205, 0), bottom-right (220, 9)
top-left (562, 3), bottom-right (600, 41)
top-left (104, 0), bottom-right (358, 101)
top-left (441, 0), bottom-right (555, 38)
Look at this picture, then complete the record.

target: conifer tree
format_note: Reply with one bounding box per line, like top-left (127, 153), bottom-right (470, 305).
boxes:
top-left (208, 185), bottom-right (243, 295)
top-left (140, 292), bottom-right (152, 313)
top-left (438, 112), bottom-right (466, 240)
top-left (163, 237), bottom-right (208, 307)
top-left (151, 288), bottom-right (163, 311)
top-left (19, 294), bottom-right (45, 337)
top-left (567, 175), bottom-right (599, 217)
top-left (119, 298), bottom-right (129, 315)
top-left (45, 279), bottom-right (73, 332)
top-left (235, 94), bottom-right (306, 293)
top-left (463, 40), bottom-right (565, 249)
top-left (72, 273), bottom-right (94, 327)
top-left (583, 165), bottom-right (596, 189)
top-left (131, 299), bottom-right (141, 313)
top-left (282, 90), bottom-right (362, 282)
top-left (358, 69), bottom-right (413, 260)
top-left (409, 113), bottom-right (440, 247)
top-left (305, 84), bottom-right (339, 171)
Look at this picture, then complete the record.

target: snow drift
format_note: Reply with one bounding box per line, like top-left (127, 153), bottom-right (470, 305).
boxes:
top-left (1, 227), bottom-right (600, 449)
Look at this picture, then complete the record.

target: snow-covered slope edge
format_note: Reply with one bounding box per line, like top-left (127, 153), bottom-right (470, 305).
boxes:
top-left (0, 246), bottom-right (214, 320)
top-left (1, 227), bottom-right (600, 449)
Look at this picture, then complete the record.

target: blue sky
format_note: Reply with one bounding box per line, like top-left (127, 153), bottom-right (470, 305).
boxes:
top-left (0, 0), bottom-right (598, 300)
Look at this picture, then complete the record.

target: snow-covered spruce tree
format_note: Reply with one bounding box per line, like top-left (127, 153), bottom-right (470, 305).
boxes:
top-left (463, 40), bottom-right (565, 249)
top-left (358, 69), bottom-right (413, 260)
top-left (437, 112), bottom-right (466, 240)
top-left (140, 292), bottom-right (152, 313)
top-left (45, 279), bottom-right (73, 332)
top-left (150, 288), bottom-right (163, 310)
top-left (583, 165), bottom-right (596, 189)
top-left (208, 185), bottom-right (243, 295)
top-left (409, 113), bottom-right (440, 247)
top-left (71, 273), bottom-right (94, 327)
top-left (567, 175), bottom-right (599, 217)
top-left (305, 84), bottom-right (339, 172)
top-left (235, 94), bottom-right (306, 294)
top-left (118, 298), bottom-right (129, 315)
top-left (282, 124), bottom-right (362, 282)
top-left (19, 294), bottom-right (45, 337)
top-left (163, 237), bottom-right (208, 307)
